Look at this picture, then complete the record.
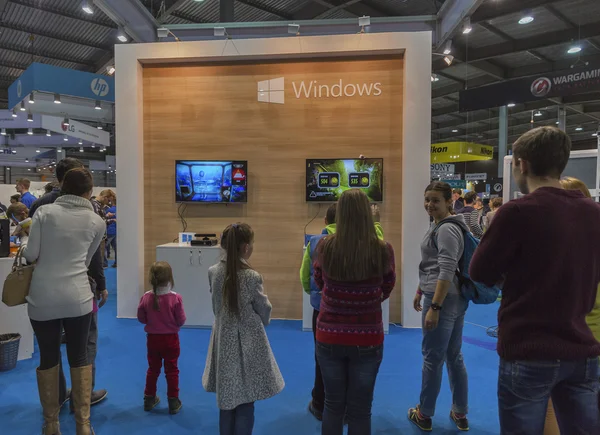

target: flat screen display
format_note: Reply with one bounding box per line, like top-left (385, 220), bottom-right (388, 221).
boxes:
top-left (176, 160), bottom-right (248, 203)
top-left (306, 158), bottom-right (383, 202)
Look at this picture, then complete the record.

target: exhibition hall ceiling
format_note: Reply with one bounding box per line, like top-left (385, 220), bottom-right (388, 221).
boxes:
top-left (1, 0), bottom-right (600, 151)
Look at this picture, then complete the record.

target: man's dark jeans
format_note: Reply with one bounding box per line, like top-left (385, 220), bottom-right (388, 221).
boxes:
top-left (311, 309), bottom-right (324, 412)
top-left (316, 342), bottom-right (383, 435)
top-left (498, 357), bottom-right (600, 434)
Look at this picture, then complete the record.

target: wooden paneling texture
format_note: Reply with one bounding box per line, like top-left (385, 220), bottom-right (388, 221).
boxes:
top-left (143, 56), bottom-right (404, 320)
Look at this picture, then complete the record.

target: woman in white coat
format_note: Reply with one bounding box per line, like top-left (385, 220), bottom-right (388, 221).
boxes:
top-left (24, 168), bottom-right (105, 435)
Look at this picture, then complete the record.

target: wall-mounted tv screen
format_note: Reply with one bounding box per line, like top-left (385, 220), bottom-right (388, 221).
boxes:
top-left (176, 160), bottom-right (248, 203)
top-left (306, 158), bottom-right (383, 202)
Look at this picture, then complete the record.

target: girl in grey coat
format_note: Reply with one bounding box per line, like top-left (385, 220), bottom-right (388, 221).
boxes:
top-left (203, 223), bottom-right (284, 435)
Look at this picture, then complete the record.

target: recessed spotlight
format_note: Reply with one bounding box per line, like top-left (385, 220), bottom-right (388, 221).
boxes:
top-left (507, 103), bottom-right (516, 108)
top-left (35, 149), bottom-right (40, 153)
top-left (11, 150), bottom-right (16, 154)
top-left (82, 0), bottom-right (93, 14)
top-left (25, 158), bottom-right (29, 162)
top-left (97, 125), bottom-right (103, 130)
top-left (593, 133), bottom-right (598, 137)
top-left (117, 27), bottom-right (128, 42)
top-left (91, 143), bottom-right (96, 148)
top-left (534, 110), bottom-right (543, 117)
top-left (462, 17), bottom-right (472, 34)
top-left (452, 129), bottom-right (459, 133)
top-left (568, 46), bottom-right (582, 54)
top-left (518, 15), bottom-right (534, 25)
top-left (54, 94), bottom-right (61, 104)
top-left (443, 40), bottom-right (452, 55)
top-left (79, 147), bottom-right (84, 153)
top-left (556, 121), bottom-right (560, 125)
top-left (575, 126), bottom-right (583, 131)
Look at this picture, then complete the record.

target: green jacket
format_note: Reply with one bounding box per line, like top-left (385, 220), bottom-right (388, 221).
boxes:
top-left (300, 222), bottom-right (385, 295)
top-left (586, 286), bottom-right (600, 342)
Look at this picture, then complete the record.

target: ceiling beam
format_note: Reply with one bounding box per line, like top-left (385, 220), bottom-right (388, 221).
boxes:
top-left (236, 0), bottom-right (294, 20)
top-left (436, 0), bottom-right (486, 49)
top-left (0, 22), bottom-right (111, 51)
top-left (470, 0), bottom-right (563, 24)
top-left (0, 60), bottom-right (27, 71)
top-left (544, 4), bottom-right (576, 28)
top-left (0, 42), bottom-right (94, 67)
top-left (293, 0), bottom-right (390, 20)
top-left (8, 0), bottom-right (117, 29)
top-left (508, 53), bottom-right (600, 79)
top-left (314, 0), bottom-right (365, 19)
top-left (170, 11), bottom-right (205, 23)
top-left (158, 0), bottom-right (190, 23)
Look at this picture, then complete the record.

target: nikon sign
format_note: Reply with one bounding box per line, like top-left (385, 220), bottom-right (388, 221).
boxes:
top-left (430, 142), bottom-right (494, 163)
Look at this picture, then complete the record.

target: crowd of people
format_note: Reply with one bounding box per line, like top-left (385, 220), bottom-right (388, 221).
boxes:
top-left (16, 125), bottom-right (600, 435)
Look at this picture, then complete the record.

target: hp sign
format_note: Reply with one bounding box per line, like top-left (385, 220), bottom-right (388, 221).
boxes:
top-left (91, 78), bottom-right (109, 97)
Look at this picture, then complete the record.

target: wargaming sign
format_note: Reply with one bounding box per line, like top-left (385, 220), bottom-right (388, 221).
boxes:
top-left (459, 65), bottom-right (600, 112)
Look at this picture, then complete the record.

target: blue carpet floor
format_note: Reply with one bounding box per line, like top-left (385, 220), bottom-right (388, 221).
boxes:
top-left (0, 264), bottom-right (501, 434)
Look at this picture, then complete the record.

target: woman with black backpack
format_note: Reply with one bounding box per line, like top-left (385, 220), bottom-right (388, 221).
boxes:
top-left (409, 181), bottom-right (470, 432)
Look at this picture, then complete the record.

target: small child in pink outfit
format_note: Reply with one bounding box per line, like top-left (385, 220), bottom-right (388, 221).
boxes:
top-left (137, 261), bottom-right (186, 415)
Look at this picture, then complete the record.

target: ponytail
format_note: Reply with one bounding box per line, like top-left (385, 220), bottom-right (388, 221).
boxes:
top-left (148, 261), bottom-right (175, 312)
top-left (221, 223), bottom-right (254, 317)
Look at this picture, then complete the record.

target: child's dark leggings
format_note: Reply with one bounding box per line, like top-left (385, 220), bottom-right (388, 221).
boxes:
top-left (219, 402), bottom-right (255, 435)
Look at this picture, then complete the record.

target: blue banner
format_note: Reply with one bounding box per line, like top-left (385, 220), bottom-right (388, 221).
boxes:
top-left (8, 63), bottom-right (114, 109)
top-left (441, 180), bottom-right (467, 189)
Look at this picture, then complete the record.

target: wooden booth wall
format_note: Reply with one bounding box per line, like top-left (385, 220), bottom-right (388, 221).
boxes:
top-left (143, 56), bottom-right (404, 321)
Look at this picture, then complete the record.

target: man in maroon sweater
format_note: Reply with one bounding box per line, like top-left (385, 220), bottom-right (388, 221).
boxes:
top-left (470, 126), bottom-right (600, 434)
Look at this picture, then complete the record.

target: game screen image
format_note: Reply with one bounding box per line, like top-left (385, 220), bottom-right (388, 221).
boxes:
top-left (306, 158), bottom-right (383, 202)
top-left (176, 160), bottom-right (248, 203)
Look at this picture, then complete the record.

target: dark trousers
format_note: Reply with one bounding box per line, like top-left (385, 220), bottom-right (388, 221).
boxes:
top-left (498, 357), bottom-right (600, 434)
top-left (145, 334), bottom-right (180, 399)
top-left (106, 236), bottom-right (116, 264)
top-left (219, 402), bottom-right (255, 435)
top-left (312, 309), bottom-right (325, 411)
top-left (58, 312), bottom-right (98, 403)
top-left (316, 342), bottom-right (383, 435)
top-left (30, 313), bottom-right (92, 370)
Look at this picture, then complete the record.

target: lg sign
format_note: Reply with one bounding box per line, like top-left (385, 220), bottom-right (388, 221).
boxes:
top-left (91, 78), bottom-right (109, 97)
top-left (61, 123), bottom-right (75, 133)
top-left (531, 77), bottom-right (552, 98)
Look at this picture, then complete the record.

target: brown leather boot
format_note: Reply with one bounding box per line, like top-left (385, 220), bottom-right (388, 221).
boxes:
top-left (70, 365), bottom-right (95, 435)
top-left (36, 365), bottom-right (61, 435)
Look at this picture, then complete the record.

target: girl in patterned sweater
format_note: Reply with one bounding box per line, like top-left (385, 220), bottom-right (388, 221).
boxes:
top-left (203, 223), bottom-right (284, 435)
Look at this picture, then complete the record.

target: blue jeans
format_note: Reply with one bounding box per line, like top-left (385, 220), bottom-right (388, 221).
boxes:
top-left (219, 402), bottom-right (254, 435)
top-left (420, 292), bottom-right (469, 417)
top-left (316, 342), bottom-right (383, 435)
top-left (498, 358), bottom-right (600, 434)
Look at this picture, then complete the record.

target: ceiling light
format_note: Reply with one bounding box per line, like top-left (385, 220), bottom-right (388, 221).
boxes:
top-left (567, 45), bottom-right (582, 54)
top-left (97, 124), bottom-right (103, 130)
top-left (0, 129), bottom-right (5, 136)
top-left (27, 112), bottom-right (33, 122)
top-left (27, 168), bottom-right (30, 171)
top-left (27, 128), bottom-right (33, 135)
top-left (54, 93), bottom-right (61, 104)
top-left (556, 121), bottom-right (560, 125)
top-left (81, 0), bottom-right (93, 14)
top-left (46, 130), bottom-right (51, 137)
top-left (507, 103), bottom-right (516, 108)
top-left (443, 40), bottom-right (452, 55)
top-left (62, 117), bottom-right (69, 127)
top-left (91, 143), bottom-right (96, 148)
top-left (20, 101), bottom-right (26, 111)
top-left (444, 55), bottom-right (454, 66)
top-left (518, 15), bottom-right (534, 25)
top-left (25, 158), bottom-right (29, 162)
top-left (452, 129), bottom-right (459, 133)
top-left (80, 147), bottom-right (84, 153)
top-left (57, 147), bottom-right (62, 153)
top-left (35, 149), bottom-right (40, 153)
top-left (593, 133), bottom-right (598, 137)
top-left (117, 27), bottom-right (128, 42)
top-left (106, 66), bottom-right (115, 75)
top-left (431, 74), bottom-right (439, 82)
top-left (79, 139), bottom-right (83, 145)
top-left (28, 93), bottom-right (34, 104)
top-left (64, 135), bottom-right (68, 142)
top-left (575, 126), bottom-right (583, 131)
top-left (95, 100), bottom-right (102, 110)
top-left (11, 109), bottom-right (17, 118)
top-left (101, 146), bottom-right (106, 152)
top-left (6, 167), bottom-right (9, 171)
top-left (11, 150), bottom-right (16, 154)
top-left (534, 110), bottom-right (543, 117)
top-left (462, 17), bottom-right (472, 34)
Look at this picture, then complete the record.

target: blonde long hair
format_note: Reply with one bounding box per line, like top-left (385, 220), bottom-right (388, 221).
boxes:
top-left (319, 189), bottom-right (388, 281)
top-left (560, 176), bottom-right (591, 198)
top-left (149, 261), bottom-right (174, 311)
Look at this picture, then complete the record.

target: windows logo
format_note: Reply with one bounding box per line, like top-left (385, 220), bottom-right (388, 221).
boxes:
top-left (258, 77), bottom-right (284, 104)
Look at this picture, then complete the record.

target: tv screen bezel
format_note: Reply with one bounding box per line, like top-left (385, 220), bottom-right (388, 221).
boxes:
top-left (175, 159), bottom-right (249, 204)
top-left (305, 157), bottom-right (384, 203)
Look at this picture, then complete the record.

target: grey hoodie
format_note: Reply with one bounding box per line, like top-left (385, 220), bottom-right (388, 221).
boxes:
top-left (419, 214), bottom-right (468, 295)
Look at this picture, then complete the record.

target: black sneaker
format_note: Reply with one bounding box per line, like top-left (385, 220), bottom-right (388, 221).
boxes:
top-left (408, 406), bottom-right (432, 432)
top-left (168, 397), bottom-right (182, 415)
top-left (144, 395), bottom-right (160, 412)
top-left (308, 400), bottom-right (323, 421)
top-left (450, 411), bottom-right (469, 431)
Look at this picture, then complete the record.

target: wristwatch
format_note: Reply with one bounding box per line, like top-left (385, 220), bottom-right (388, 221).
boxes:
top-left (431, 303), bottom-right (443, 311)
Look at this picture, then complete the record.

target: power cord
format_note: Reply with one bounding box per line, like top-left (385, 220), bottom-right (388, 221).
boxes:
top-left (303, 204), bottom-right (322, 239)
top-left (173, 203), bottom-right (188, 242)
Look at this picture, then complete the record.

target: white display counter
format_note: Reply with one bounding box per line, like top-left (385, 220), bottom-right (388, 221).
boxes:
top-left (155, 243), bottom-right (221, 328)
top-left (0, 257), bottom-right (34, 361)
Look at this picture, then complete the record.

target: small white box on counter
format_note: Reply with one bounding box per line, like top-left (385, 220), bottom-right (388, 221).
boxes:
top-left (178, 232), bottom-right (195, 244)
